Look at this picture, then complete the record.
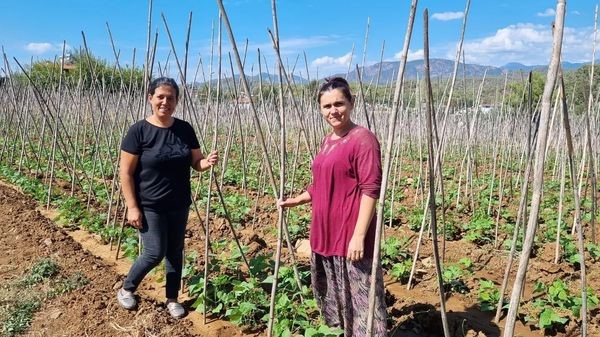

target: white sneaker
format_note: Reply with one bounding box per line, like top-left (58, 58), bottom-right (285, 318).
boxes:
top-left (166, 300), bottom-right (186, 319)
top-left (116, 288), bottom-right (136, 310)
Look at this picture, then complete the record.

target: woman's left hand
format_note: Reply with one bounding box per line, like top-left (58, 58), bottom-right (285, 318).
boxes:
top-left (347, 234), bottom-right (365, 261)
top-left (193, 149), bottom-right (219, 171)
top-left (204, 150), bottom-right (219, 167)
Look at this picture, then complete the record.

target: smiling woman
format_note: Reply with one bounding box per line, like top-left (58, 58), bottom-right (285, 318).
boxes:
top-left (147, 78), bottom-right (179, 124)
top-left (279, 77), bottom-right (386, 337)
top-left (318, 80), bottom-right (354, 136)
top-left (116, 77), bottom-right (218, 320)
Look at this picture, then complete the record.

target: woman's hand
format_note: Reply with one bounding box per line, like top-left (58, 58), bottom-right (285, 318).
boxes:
top-left (191, 149), bottom-right (218, 171)
top-left (347, 234), bottom-right (365, 261)
top-left (277, 197), bottom-right (298, 208)
top-left (203, 150), bottom-right (219, 168)
top-left (127, 207), bottom-right (143, 229)
top-left (347, 194), bottom-right (377, 261)
top-left (277, 191), bottom-right (312, 209)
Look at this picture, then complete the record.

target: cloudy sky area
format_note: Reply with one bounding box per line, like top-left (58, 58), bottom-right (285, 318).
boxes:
top-left (0, 0), bottom-right (597, 79)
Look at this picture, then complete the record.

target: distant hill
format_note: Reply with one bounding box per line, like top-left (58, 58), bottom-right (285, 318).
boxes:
top-left (339, 58), bottom-right (503, 83)
top-left (500, 62), bottom-right (542, 72)
top-left (499, 61), bottom-right (586, 72)
top-left (198, 72), bottom-right (308, 87)
top-left (332, 58), bottom-right (592, 83)
top-left (197, 59), bottom-right (593, 85)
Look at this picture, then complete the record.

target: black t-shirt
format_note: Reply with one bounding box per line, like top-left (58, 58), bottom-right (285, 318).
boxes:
top-left (121, 118), bottom-right (200, 211)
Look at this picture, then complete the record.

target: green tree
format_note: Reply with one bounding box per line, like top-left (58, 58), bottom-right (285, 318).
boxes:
top-left (13, 49), bottom-right (144, 93)
top-left (564, 64), bottom-right (600, 114)
top-left (507, 71), bottom-right (545, 109)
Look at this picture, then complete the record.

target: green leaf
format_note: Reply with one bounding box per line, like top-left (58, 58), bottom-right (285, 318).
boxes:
top-left (280, 329), bottom-right (292, 337)
top-left (533, 281), bottom-right (545, 294)
top-left (304, 327), bottom-right (319, 337)
top-left (538, 308), bottom-right (568, 329)
top-left (212, 302), bottom-right (223, 314)
top-left (191, 295), bottom-right (205, 311)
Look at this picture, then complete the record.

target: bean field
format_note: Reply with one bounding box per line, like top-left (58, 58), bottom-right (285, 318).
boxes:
top-left (1, 0), bottom-right (599, 336)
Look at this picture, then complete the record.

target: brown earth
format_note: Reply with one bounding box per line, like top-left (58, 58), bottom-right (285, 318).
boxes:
top-left (0, 182), bottom-right (246, 337)
top-left (1, 179), bottom-right (599, 337)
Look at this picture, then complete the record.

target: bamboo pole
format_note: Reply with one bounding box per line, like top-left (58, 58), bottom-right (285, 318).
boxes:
top-left (421, 9), bottom-right (450, 337)
top-left (345, 43), bottom-right (355, 80)
top-left (266, 2), bottom-right (286, 335)
top-left (355, 65), bottom-right (372, 131)
top-left (265, 5), bottom-right (307, 334)
top-left (45, 42), bottom-right (68, 209)
top-left (585, 5), bottom-right (598, 244)
top-left (202, 13), bottom-right (222, 324)
top-left (554, 145), bottom-right (566, 263)
top-left (559, 72), bottom-right (588, 336)
top-left (366, 0), bottom-right (418, 335)
top-left (503, 2), bottom-right (566, 335)
top-left (215, 0), bottom-right (278, 198)
top-left (181, 11), bottom-right (193, 120)
top-left (143, 0), bottom-right (153, 115)
top-left (407, 0), bottom-right (473, 283)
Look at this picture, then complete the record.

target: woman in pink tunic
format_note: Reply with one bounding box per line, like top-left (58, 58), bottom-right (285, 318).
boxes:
top-left (279, 77), bottom-right (387, 336)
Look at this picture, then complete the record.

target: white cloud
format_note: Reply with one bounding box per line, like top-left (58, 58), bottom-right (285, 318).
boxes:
top-left (312, 52), bottom-right (353, 68)
top-left (309, 52), bottom-right (354, 76)
top-left (536, 8), bottom-right (556, 17)
top-left (458, 23), bottom-right (597, 66)
top-left (23, 42), bottom-right (71, 56)
top-left (561, 26), bottom-right (599, 63)
top-left (393, 49), bottom-right (423, 62)
top-left (431, 12), bottom-right (464, 21)
top-left (572, 10), bottom-right (581, 15)
top-left (460, 23), bottom-right (551, 65)
top-left (25, 42), bottom-right (54, 54)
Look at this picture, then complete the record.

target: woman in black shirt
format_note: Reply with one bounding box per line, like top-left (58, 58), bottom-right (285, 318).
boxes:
top-left (116, 77), bottom-right (217, 319)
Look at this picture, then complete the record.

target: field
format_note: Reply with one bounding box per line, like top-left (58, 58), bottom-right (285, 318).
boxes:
top-left (1, 99), bottom-right (599, 337)
top-left (2, 1), bottom-right (600, 336)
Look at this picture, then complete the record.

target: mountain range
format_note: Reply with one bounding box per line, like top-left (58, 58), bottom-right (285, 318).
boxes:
top-left (337, 58), bottom-right (589, 83)
top-left (198, 58), bottom-right (592, 86)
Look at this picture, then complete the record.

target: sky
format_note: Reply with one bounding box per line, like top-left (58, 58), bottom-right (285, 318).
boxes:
top-left (0, 0), bottom-right (597, 81)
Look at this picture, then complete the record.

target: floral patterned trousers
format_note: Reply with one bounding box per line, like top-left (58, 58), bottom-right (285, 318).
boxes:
top-left (311, 253), bottom-right (387, 337)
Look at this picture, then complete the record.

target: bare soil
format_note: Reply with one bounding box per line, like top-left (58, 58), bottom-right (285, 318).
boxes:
top-left (0, 180), bottom-right (599, 337)
top-left (0, 183), bottom-right (243, 337)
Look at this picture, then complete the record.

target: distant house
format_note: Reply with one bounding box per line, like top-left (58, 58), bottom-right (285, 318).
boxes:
top-left (479, 104), bottom-right (494, 113)
top-left (62, 63), bottom-right (76, 72)
top-left (237, 93), bottom-right (252, 105)
top-left (59, 52), bottom-right (76, 72)
top-left (40, 58), bottom-right (75, 73)
top-left (454, 104), bottom-right (496, 115)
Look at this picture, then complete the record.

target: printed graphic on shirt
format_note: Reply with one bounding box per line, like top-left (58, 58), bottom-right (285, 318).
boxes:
top-left (154, 140), bottom-right (189, 161)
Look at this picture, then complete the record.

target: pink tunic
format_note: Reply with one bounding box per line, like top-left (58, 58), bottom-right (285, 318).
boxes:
top-left (307, 126), bottom-right (382, 258)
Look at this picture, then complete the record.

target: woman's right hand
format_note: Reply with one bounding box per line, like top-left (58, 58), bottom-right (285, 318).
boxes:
top-left (127, 207), bottom-right (143, 229)
top-left (278, 191), bottom-right (311, 209)
top-left (277, 198), bottom-right (296, 208)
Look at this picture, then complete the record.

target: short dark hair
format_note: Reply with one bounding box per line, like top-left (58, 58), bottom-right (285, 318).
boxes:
top-left (148, 77), bottom-right (179, 100)
top-left (317, 77), bottom-right (353, 104)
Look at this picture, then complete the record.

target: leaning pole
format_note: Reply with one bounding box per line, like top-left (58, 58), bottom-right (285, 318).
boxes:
top-left (502, 1), bottom-right (566, 336)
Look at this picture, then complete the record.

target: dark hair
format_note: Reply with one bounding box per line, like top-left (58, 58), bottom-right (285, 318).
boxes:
top-left (148, 77), bottom-right (180, 100)
top-left (317, 77), bottom-right (353, 104)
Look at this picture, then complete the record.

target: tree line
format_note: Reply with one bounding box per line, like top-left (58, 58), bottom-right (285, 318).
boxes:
top-left (7, 50), bottom-right (598, 115)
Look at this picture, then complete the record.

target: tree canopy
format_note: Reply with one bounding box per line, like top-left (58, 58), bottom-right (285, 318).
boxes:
top-left (11, 50), bottom-right (144, 93)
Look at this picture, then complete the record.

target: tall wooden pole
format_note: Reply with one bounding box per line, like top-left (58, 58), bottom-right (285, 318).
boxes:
top-left (366, 1), bottom-right (418, 335)
top-left (503, 1), bottom-right (566, 335)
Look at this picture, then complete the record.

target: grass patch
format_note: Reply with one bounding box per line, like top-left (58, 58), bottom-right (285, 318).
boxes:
top-left (1, 300), bottom-right (42, 336)
top-left (18, 259), bottom-right (59, 287)
top-left (0, 258), bottom-right (89, 337)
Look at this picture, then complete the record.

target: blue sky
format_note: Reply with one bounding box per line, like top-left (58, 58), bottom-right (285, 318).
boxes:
top-left (0, 0), bottom-right (597, 80)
